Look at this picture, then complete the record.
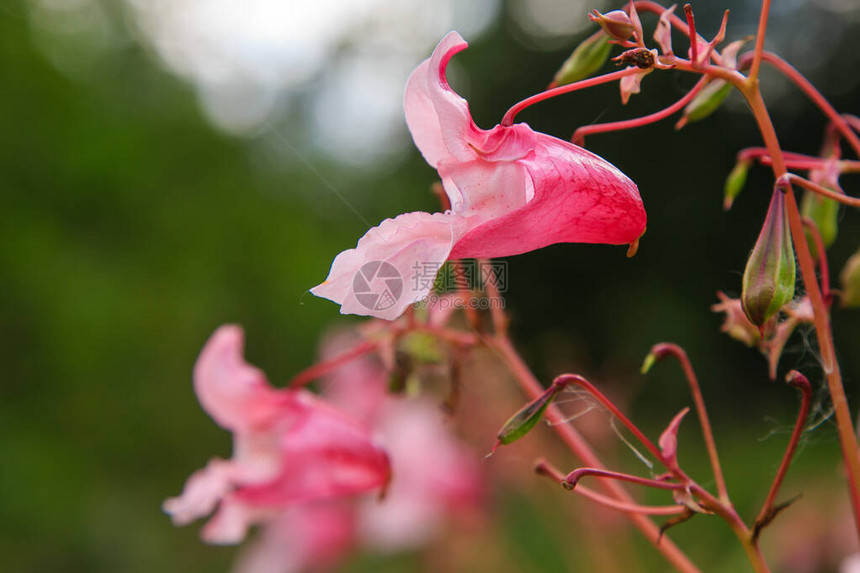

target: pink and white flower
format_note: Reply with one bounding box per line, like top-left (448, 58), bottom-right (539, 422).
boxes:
top-left (163, 325), bottom-right (391, 544)
top-left (312, 32), bottom-right (646, 320)
top-left (231, 329), bottom-right (483, 572)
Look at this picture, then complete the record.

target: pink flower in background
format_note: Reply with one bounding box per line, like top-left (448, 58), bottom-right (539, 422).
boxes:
top-left (163, 325), bottom-right (390, 544)
top-left (232, 330), bottom-right (483, 572)
top-left (312, 31), bottom-right (646, 320)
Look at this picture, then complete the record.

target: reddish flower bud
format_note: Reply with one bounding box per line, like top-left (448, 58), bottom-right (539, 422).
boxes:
top-left (589, 9), bottom-right (635, 42)
top-left (741, 189), bottom-right (796, 326)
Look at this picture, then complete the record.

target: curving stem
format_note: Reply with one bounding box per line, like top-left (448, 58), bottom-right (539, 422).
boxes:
top-left (753, 371), bottom-right (812, 543)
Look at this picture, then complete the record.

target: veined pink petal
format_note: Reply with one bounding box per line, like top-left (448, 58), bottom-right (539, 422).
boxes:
top-left (439, 159), bottom-right (530, 222)
top-left (311, 212), bottom-right (455, 320)
top-left (193, 325), bottom-right (284, 432)
top-left (450, 134), bottom-right (646, 258)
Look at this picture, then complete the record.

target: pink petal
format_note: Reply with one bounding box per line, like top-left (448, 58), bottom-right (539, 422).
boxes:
top-left (236, 390), bottom-right (391, 505)
top-left (653, 5), bottom-right (676, 55)
top-left (440, 158), bottom-right (530, 223)
top-left (450, 134), bottom-right (646, 258)
top-left (163, 458), bottom-right (237, 527)
top-left (311, 212), bottom-right (455, 321)
top-left (659, 408), bottom-right (690, 469)
top-left (201, 495), bottom-right (275, 545)
top-left (193, 325), bottom-right (283, 432)
top-left (404, 31), bottom-right (478, 167)
top-left (619, 70), bottom-right (648, 104)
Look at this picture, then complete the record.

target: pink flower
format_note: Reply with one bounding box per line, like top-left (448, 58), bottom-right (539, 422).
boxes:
top-left (232, 330), bottom-right (483, 571)
top-left (163, 325), bottom-right (390, 544)
top-left (312, 32), bottom-right (646, 320)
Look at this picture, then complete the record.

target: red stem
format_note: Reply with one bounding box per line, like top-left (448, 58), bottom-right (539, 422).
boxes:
top-left (684, 4), bottom-right (697, 65)
top-left (552, 374), bottom-right (664, 462)
top-left (646, 344), bottom-right (730, 505)
top-left (752, 52), bottom-right (860, 157)
top-left (566, 467), bottom-right (685, 491)
top-left (800, 216), bottom-right (831, 297)
top-left (501, 68), bottom-right (643, 126)
top-left (492, 336), bottom-right (701, 572)
top-left (748, 0), bottom-right (771, 82)
top-left (573, 76), bottom-right (708, 146)
top-left (743, 87), bottom-right (860, 541)
top-left (535, 459), bottom-right (687, 516)
top-left (754, 371), bottom-right (812, 536)
top-left (784, 172), bottom-right (860, 208)
top-left (289, 338), bottom-right (379, 388)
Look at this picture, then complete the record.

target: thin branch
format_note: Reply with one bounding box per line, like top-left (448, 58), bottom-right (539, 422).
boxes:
top-left (644, 343), bottom-right (730, 505)
top-left (748, 0), bottom-right (771, 82)
top-left (748, 52), bottom-right (860, 157)
top-left (566, 467), bottom-right (686, 491)
top-left (573, 76), bottom-right (708, 146)
top-left (552, 374), bottom-right (664, 462)
top-left (501, 68), bottom-right (642, 126)
top-left (289, 338), bottom-right (379, 388)
top-left (782, 173), bottom-right (860, 208)
top-left (492, 337), bottom-right (701, 572)
top-left (753, 371), bottom-right (812, 541)
top-left (535, 459), bottom-right (687, 516)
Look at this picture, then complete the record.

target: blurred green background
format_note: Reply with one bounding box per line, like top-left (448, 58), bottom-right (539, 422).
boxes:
top-left (2, 0), bottom-right (860, 571)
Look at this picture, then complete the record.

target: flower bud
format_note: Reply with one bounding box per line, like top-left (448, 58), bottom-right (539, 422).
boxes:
top-left (552, 32), bottom-right (612, 86)
top-left (801, 192), bottom-right (839, 250)
top-left (676, 80), bottom-right (732, 129)
top-left (589, 10), bottom-right (635, 42)
top-left (723, 160), bottom-right (750, 210)
top-left (741, 189), bottom-right (796, 326)
top-left (493, 383), bottom-right (564, 451)
top-left (840, 248), bottom-right (860, 308)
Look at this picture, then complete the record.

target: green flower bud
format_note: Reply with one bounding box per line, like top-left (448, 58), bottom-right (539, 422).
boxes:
top-left (840, 249), bottom-right (860, 308)
top-left (801, 191), bottom-right (839, 251)
top-left (677, 80), bottom-right (732, 129)
top-left (742, 189), bottom-right (796, 326)
top-left (723, 160), bottom-right (750, 210)
top-left (552, 33), bottom-right (612, 87)
top-left (494, 383), bottom-right (564, 450)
